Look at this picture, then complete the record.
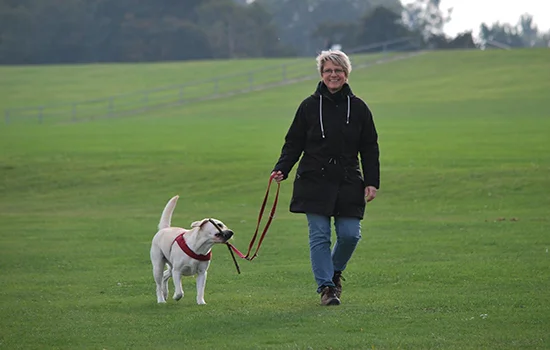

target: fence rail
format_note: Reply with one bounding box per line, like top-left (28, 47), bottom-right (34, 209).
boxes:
top-left (4, 38), bottom-right (419, 125)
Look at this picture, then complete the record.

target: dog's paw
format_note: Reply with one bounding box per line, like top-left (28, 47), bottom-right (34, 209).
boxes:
top-left (197, 299), bottom-right (206, 305)
top-left (157, 299), bottom-right (167, 304)
top-left (173, 292), bottom-right (183, 301)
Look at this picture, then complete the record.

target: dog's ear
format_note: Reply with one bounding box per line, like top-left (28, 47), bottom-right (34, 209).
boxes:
top-left (190, 218), bottom-right (209, 228)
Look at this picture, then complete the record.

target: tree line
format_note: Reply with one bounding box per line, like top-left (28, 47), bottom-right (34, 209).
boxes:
top-left (0, 0), bottom-right (547, 65)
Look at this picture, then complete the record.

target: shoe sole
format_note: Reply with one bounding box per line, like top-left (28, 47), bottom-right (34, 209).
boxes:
top-left (323, 298), bottom-right (341, 306)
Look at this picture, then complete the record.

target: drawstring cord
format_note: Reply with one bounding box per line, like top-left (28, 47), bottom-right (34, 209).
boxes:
top-left (319, 96), bottom-right (325, 138)
top-left (346, 95), bottom-right (350, 124)
top-left (319, 95), bottom-right (350, 139)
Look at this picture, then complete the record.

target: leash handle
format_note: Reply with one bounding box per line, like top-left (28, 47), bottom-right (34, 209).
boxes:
top-left (245, 175), bottom-right (272, 256)
top-left (247, 175), bottom-right (281, 261)
top-left (224, 174), bottom-right (280, 272)
top-left (245, 174), bottom-right (279, 261)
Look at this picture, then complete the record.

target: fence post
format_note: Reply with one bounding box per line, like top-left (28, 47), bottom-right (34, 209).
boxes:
top-left (38, 107), bottom-right (43, 124)
top-left (5, 110), bottom-right (9, 125)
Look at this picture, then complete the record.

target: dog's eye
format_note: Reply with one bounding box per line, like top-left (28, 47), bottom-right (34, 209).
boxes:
top-left (216, 223), bottom-right (223, 228)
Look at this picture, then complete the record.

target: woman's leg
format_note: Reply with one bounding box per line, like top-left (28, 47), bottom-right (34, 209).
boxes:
top-left (306, 213), bottom-right (335, 292)
top-left (332, 216), bottom-right (362, 272)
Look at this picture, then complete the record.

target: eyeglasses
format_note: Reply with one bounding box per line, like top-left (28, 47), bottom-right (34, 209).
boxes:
top-left (322, 68), bottom-right (345, 75)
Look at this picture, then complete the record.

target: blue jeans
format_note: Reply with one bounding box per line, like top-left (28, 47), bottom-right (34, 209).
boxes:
top-left (306, 213), bottom-right (362, 293)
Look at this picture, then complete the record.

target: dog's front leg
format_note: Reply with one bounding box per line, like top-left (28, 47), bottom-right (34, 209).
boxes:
top-left (172, 270), bottom-right (184, 301)
top-left (196, 271), bottom-right (207, 305)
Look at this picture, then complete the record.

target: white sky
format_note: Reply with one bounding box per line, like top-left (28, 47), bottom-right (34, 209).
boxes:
top-left (403, 0), bottom-right (550, 36)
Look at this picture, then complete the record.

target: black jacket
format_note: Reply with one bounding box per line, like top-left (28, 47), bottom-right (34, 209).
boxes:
top-left (273, 81), bottom-right (380, 219)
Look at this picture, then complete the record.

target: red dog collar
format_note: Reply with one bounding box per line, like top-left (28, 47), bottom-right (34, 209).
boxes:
top-left (174, 233), bottom-right (212, 261)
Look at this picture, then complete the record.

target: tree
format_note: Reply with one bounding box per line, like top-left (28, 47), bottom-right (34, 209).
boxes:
top-left (480, 22), bottom-right (525, 48)
top-left (518, 13), bottom-right (539, 47)
top-left (402, 0), bottom-right (452, 41)
top-left (447, 32), bottom-right (477, 49)
top-left (312, 22), bottom-right (359, 50)
top-left (355, 6), bottom-right (410, 48)
top-left (0, 2), bottom-right (34, 63)
top-left (196, 0), bottom-right (290, 58)
top-left (256, 0), bottom-right (402, 55)
top-left (479, 13), bottom-right (550, 48)
top-left (0, 0), bottom-right (293, 63)
top-left (424, 31), bottom-right (477, 49)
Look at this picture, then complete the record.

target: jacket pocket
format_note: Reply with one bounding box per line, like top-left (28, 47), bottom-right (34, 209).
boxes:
top-left (294, 169), bottom-right (326, 201)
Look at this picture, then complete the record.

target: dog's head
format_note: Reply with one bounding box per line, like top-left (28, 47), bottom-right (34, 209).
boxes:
top-left (191, 218), bottom-right (234, 243)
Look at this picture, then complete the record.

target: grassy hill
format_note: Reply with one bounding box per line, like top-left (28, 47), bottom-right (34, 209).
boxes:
top-left (0, 49), bottom-right (549, 349)
top-left (0, 52), bottom-right (403, 123)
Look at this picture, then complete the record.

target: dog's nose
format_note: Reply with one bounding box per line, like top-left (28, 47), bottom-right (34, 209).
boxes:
top-left (224, 230), bottom-right (234, 239)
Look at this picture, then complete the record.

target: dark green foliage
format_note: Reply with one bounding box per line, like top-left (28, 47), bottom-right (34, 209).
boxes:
top-left (0, 0), bottom-right (296, 63)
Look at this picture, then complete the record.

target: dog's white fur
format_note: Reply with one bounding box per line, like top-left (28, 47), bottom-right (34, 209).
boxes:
top-left (150, 195), bottom-right (233, 304)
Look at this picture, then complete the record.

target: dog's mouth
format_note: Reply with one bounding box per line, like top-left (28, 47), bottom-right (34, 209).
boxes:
top-left (215, 230), bottom-right (234, 243)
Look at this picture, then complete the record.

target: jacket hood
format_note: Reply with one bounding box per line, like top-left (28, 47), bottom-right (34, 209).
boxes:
top-left (313, 81), bottom-right (354, 139)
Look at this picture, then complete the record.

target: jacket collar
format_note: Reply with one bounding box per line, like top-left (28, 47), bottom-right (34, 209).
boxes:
top-left (314, 81), bottom-right (354, 102)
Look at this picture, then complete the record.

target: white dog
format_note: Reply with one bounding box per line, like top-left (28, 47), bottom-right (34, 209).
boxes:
top-left (150, 195), bottom-right (234, 305)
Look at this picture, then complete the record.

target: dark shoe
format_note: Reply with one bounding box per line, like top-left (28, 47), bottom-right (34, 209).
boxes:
top-left (320, 286), bottom-right (341, 306)
top-left (332, 271), bottom-right (345, 299)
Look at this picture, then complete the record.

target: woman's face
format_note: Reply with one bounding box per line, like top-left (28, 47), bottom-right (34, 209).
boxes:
top-left (321, 61), bottom-right (347, 93)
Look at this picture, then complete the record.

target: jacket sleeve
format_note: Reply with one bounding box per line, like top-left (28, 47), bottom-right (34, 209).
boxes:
top-left (272, 102), bottom-right (307, 179)
top-left (359, 104), bottom-right (380, 189)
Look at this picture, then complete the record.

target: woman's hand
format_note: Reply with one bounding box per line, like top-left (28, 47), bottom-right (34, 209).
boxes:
top-left (365, 186), bottom-right (377, 202)
top-left (271, 170), bottom-right (284, 183)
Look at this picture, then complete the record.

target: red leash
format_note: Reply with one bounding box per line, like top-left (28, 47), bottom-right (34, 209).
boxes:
top-left (226, 173), bottom-right (280, 266)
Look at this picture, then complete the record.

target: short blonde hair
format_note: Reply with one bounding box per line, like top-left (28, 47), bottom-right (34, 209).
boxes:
top-left (316, 49), bottom-right (352, 77)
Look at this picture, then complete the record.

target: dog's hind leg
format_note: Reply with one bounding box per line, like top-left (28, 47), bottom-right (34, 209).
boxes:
top-left (172, 270), bottom-right (184, 301)
top-left (162, 265), bottom-right (172, 300)
top-left (152, 259), bottom-right (167, 303)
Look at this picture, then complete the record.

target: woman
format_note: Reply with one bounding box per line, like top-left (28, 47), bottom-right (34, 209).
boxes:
top-left (271, 49), bottom-right (380, 306)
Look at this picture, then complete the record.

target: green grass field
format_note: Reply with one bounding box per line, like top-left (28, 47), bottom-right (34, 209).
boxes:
top-left (0, 52), bottom-right (394, 111)
top-left (1, 49), bottom-right (549, 349)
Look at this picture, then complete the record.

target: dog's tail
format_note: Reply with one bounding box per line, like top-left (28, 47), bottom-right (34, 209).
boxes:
top-left (158, 195), bottom-right (179, 230)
